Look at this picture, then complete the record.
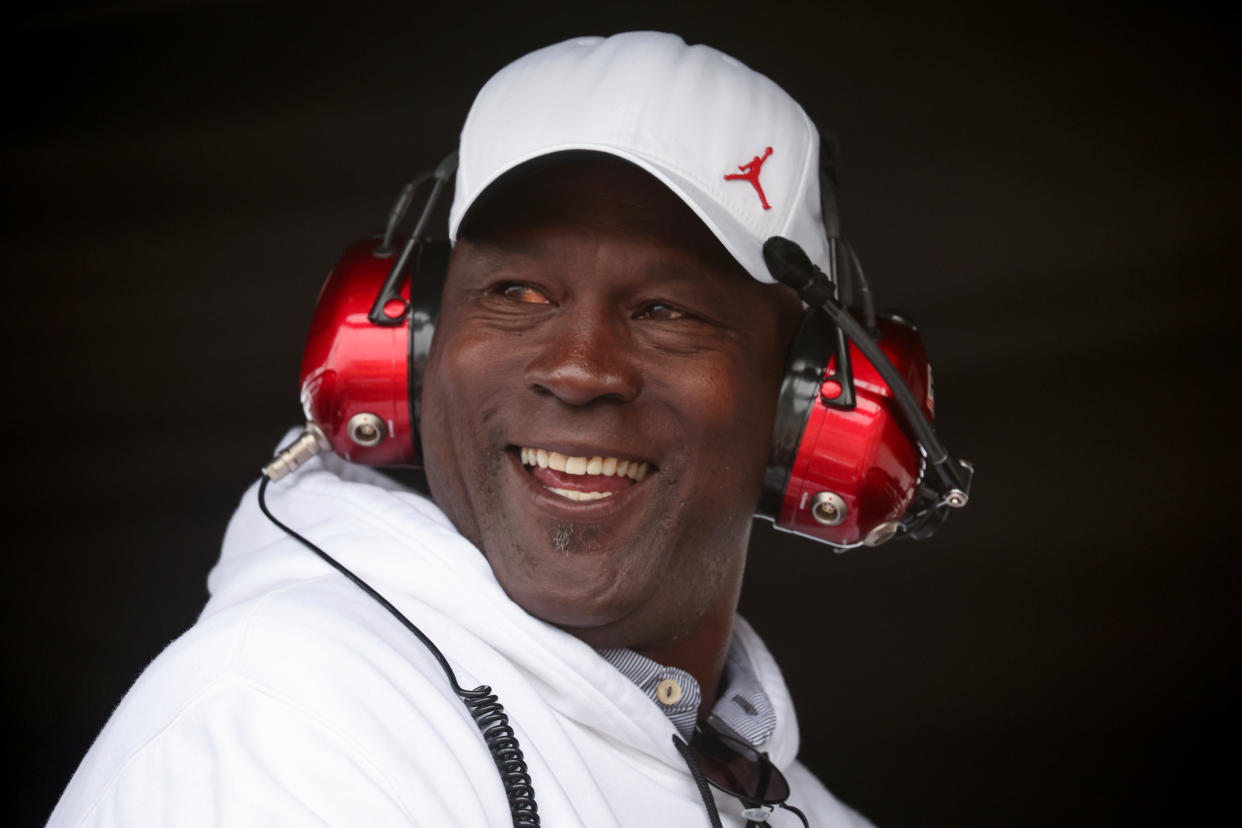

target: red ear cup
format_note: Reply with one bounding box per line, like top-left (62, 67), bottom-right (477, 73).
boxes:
top-left (299, 238), bottom-right (417, 465)
top-left (298, 239), bottom-right (447, 467)
top-left (759, 312), bottom-right (934, 548)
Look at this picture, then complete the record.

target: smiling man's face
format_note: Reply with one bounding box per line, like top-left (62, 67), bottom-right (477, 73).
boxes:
top-left (419, 156), bottom-right (800, 654)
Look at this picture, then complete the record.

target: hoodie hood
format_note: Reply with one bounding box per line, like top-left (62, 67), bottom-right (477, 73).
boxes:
top-left (207, 433), bottom-right (803, 776)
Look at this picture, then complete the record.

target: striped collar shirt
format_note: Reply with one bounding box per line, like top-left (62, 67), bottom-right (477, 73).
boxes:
top-left (598, 635), bottom-right (777, 748)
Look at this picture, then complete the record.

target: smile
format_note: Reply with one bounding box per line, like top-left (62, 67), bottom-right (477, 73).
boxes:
top-left (518, 447), bottom-right (652, 502)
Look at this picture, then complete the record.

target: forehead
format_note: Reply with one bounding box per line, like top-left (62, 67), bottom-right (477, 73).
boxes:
top-left (456, 154), bottom-right (752, 285)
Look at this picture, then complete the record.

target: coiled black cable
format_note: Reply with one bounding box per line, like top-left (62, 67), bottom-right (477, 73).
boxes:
top-left (459, 687), bottom-right (538, 822)
top-left (257, 475), bottom-right (540, 827)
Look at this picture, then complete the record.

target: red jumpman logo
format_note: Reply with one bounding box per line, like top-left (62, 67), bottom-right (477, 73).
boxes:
top-left (723, 146), bottom-right (774, 210)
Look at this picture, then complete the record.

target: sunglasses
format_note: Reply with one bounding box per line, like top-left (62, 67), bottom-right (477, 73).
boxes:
top-left (680, 720), bottom-right (809, 826)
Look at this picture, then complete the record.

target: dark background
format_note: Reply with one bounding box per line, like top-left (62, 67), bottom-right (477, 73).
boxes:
top-left (6, 1), bottom-right (1239, 825)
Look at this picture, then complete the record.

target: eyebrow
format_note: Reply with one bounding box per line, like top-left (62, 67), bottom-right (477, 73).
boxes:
top-left (457, 236), bottom-right (556, 272)
top-left (460, 234), bottom-right (750, 294)
top-left (642, 261), bottom-right (733, 292)
top-left (467, 235), bottom-right (546, 256)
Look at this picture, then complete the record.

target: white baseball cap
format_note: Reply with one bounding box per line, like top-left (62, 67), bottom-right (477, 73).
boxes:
top-left (449, 31), bottom-right (833, 284)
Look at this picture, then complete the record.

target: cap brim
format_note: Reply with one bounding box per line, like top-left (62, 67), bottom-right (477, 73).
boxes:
top-left (451, 143), bottom-right (776, 284)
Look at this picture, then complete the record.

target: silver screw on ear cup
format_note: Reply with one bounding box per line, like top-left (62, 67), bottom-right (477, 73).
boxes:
top-left (347, 412), bottom-right (387, 447)
top-left (864, 520), bottom-right (901, 547)
top-left (945, 460), bottom-right (974, 508)
top-left (808, 491), bottom-right (847, 526)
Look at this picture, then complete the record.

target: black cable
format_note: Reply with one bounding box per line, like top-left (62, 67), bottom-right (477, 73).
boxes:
top-left (844, 242), bottom-right (877, 335)
top-left (673, 735), bottom-right (725, 828)
top-left (257, 475), bottom-right (539, 827)
top-left (781, 802), bottom-right (811, 827)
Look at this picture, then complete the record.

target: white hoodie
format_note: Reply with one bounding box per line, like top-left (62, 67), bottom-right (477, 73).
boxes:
top-left (48, 447), bottom-right (871, 827)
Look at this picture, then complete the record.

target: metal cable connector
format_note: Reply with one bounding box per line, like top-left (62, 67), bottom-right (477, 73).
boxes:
top-left (261, 423), bottom-right (332, 481)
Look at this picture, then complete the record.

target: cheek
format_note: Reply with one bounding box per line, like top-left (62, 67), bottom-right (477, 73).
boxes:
top-left (426, 318), bottom-right (520, 419)
top-left (419, 326), bottom-right (515, 536)
top-left (665, 359), bottom-right (781, 492)
top-left (418, 352), bottom-right (463, 531)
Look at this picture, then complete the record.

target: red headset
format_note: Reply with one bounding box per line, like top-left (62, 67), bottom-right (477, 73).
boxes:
top-left (289, 150), bottom-right (972, 550)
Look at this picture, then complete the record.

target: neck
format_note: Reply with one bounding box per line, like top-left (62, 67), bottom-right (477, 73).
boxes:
top-left (634, 598), bottom-right (737, 722)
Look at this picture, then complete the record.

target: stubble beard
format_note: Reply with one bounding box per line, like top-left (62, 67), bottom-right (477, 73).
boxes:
top-left (464, 431), bottom-right (740, 650)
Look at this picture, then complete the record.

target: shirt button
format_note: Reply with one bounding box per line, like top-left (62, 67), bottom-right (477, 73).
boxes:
top-left (656, 678), bottom-right (683, 706)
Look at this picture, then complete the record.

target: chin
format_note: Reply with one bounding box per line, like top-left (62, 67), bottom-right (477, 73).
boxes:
top-left (482, 532), bottom-right (653, 631)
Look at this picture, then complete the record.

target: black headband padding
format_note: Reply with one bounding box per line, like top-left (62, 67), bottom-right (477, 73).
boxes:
top-left (756, 308), bottom-right (836, 520)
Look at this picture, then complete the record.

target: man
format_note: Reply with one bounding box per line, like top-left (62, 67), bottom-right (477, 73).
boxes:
top-left (49, 32), bottom-right (872, 827)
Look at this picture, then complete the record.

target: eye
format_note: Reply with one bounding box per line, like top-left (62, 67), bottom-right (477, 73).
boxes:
top-left (489, 282), bottom-right (551, 304)
top-left (635, 302), bottom-right (693, 321)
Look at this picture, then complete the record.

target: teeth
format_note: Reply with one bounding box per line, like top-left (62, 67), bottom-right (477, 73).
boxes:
top-left (519, 448), bottom-right (650, 482)
top-left (548, 487), bottom-right (614, 501)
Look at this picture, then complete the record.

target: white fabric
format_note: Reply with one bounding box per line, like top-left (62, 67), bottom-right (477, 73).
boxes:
top-left (48, 445), bottom-right (871, 827)
top-left (450, 31), bottom-right (834, 285)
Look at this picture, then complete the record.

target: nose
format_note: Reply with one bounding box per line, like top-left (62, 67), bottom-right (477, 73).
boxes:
top-left (524, 304), bottom-right (643, 406)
